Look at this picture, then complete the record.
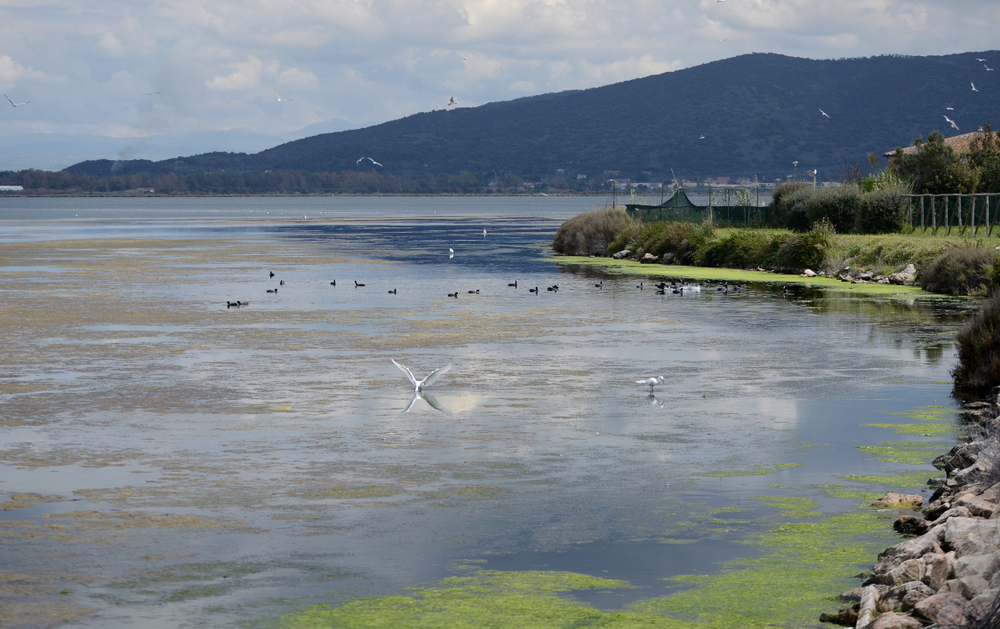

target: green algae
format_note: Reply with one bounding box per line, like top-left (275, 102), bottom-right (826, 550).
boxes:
top-left (836, 470), bottom-right (938, 488)
top-left (857, 441), bottom-right (946, 465)
top-left (277, 496), bottom-right (899, 629)
top-left (859, 423), bottom-right (954, 437)
top-left (554, 256), bottom-right (928, 295)
top-left (695, 463), bottom-right (802, 478)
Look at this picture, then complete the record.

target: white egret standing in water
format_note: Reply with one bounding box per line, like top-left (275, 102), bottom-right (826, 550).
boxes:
top-left (637, 375), bottom-right (665, 392)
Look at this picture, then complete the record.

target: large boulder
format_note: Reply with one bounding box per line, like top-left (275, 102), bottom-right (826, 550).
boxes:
top-left (873, 492), bottom-right (923, 509)
top-left (945, 517), bottom-right (1000, 558)
top-left (612, 249), bottom-right (632, 260)
top-left (888, 272), bottom-right (915, 285)
top-left (874, 525), bottom-right (945, 575)
top-left (913, 591), bottom-right (971, 625)
top-left (864, 611), bottom-right (924, 629)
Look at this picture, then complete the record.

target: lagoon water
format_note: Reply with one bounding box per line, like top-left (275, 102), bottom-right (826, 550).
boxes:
top-left (0, 196), bottom-right (974, 627)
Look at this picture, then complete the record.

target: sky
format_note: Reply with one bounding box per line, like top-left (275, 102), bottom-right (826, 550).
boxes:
top-left (0, 0), bottom-right (996, 170)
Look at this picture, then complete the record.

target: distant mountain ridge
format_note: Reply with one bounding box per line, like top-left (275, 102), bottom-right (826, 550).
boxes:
top-left (64, 51), bottom-right (1000, 183)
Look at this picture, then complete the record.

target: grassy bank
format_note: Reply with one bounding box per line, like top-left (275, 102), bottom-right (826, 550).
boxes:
top-left (552, 207), bottom-right (1000, 296)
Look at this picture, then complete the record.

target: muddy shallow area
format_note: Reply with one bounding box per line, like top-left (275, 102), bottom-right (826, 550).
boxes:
top-left (0, 198), bottom-right (978, 627)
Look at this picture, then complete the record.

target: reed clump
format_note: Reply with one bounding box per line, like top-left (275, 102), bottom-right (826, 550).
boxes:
top-left (552, 206), bottom-right (639, 256)
top-left (953, 291), bottom-right (1000, 397)
top-left (919, 245), bottom-right (1000, 295)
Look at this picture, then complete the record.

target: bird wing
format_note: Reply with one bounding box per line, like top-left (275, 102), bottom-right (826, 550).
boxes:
top-left (419, 363), bottom-right (452, 389)
top-left (4, 94), bottom-right (13, 107)
top-left (391, 359), bottom-right (419, 387)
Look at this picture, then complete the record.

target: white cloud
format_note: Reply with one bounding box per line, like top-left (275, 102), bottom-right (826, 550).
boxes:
top-left (0, 0), bottom-right (997, 168)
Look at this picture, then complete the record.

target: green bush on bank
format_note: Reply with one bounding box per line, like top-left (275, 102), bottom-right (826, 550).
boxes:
top-left (771, 182), bottom-right (908, 235)
top-left (552, 206), bottom-right (639, 256)
top-left (696, 228), bottom-right (830, 271)
top-left (918, 246), bottom-right (1000, 296)
top-left (953, 291), bottom-right (1000, 398)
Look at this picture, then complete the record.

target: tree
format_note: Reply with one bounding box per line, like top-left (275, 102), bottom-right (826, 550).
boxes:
top-left (968, 122), bottom-right (1000, 193)
top-left (892, 131), bottom-right (979, 194)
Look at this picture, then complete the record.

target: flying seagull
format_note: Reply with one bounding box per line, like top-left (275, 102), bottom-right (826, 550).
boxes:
top-left (976, 58), bottom-right (987, 62)
top-left (946, 106), bottom-right (954, 110)
top-left (637, 375), bottom-right (665, 392)
top-left (944, 115), bottom-right (960, 132)
top-left (4, 94), bottom-right (28, 107)
top-left (986, 65), bottom-right (995, 71)
top-left (972, 82), bottom-right (979, 92)
top-left (462, 53), bottom-right (474, 61)
top-left (141, 91), bottom-right (160, 97)
top-left (357, 156), bottom-right (383, 167)
top-left (699, 134), bottom-right (706, 139)
top-left (447, 96), bottom-right (456, 107)
top-left (274, 89), bottom-right (292, 102)
top-left (819, 109), bottom-right (830, 118)
top-left (391, 359), bottom-right (452, 392)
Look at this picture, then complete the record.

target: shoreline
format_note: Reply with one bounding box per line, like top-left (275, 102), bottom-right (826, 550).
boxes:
top-left (553, 255), bottom-right (933, 297)
top-left (821, 392), bottom-right (1000, 629)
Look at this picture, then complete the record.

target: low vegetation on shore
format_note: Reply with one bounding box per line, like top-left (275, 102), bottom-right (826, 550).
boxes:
top-left (553, 206), bottom-right (1000, 296)
top-left (954, 291), bottom-right (1000, 398)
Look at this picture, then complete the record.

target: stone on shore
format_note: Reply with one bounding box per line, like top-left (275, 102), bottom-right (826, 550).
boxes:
top-left (864, 611), bottom-right (924, 629)
top-left (640, 252), bottom-right (659, 263)
top-left (872, 492), bottom-right (923, 509)
top-left (612, 249), bottom-right (632, 260)
top-left (888, 272), bottom-right (915, 285)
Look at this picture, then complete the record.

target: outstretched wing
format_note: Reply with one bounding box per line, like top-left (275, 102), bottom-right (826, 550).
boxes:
top-left (391, 359), bottom-right (419, 387)
top-left (419, 363), bottom-right (452, 389)
top-left (420, 392), bottom-right (452, 416)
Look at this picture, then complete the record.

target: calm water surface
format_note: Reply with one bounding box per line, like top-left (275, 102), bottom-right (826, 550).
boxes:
top-left (0, 196), bottom-right (971, 627)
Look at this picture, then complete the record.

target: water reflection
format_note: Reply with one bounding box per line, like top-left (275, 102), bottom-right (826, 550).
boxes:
top-left (402, 391), bottom-right (451, 414)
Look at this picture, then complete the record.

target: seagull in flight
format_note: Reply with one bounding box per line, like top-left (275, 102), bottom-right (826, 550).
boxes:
top-left (972, 82), bottom-right (979, 92)
top-left (274, 89), bottom-right (292, 102)
top-left (4, 94), bottom-right (28, 107)
top-left (447, 96), bottom-right (457, 107)
top-left (141, 92), bottom-right (160, 97)
top-left (976, 58), bottom-right (987, 62)
top-left (819, 109), bottom-right (830, 118)
top-left (944, 115), bottom-right (960, 132)
top-left (356, 156), bottom-right (383, 167)
top-left (986, 65), bottom-right (995, 71)
top-left (699, 134), bottom-right (706, 139)
top-left (462, 53), bottom-right (474, 61)
top-left (946, 106), bottom-right (954, 110)
top-left (392, 359), bottom-right (452, 392)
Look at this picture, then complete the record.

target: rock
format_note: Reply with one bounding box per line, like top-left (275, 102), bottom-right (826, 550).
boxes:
top-left (877, 277), bottom-right (891, 284)
top-left (967, 590), bottom-right (998, 622)
top-left (859, 271), bottom-right (875, 280)
top-left (933, 443), bottom-right (980, 473)
top-left (888, 272), bottom-right (915, 285)
top-left (662, 252), bottom-right (675, 264)
top-left (928, 505), bottom-right (972, 524)
top-left (819, 607), bottom-right (857, 626)
top-left (913, 591), bottom-right (970, 625)
top-left (875, 525), bottom-right (945, 575)
top-left (958, 575), bottom-right (991, 600)
top-left (902, 264), bottom-right (916, 275)
top-left (922, 551), bottom-right (955, 590)
top-left (883, 559), bottom-right (925, 586)
top-left (924, 500), bottom-right (951, 521)
top-left (857, 584), bottom-right (880, 628)
top-left (802, 269), bottom-right (816, 277)
top-left (863, 611), bottom-right (924, 629)
top-left (981, 482), bottom-right (1000, 504)
top-left (953, 552), bottom-right (999, 583)
top-left (612, 249), bottom-right (632, 260)
top-left (893, 515), bottom-right (930, 536)
top-left (641, 252), bottom-right (659, 263)
top-left (897, 582), bottom-right (936, 611)
top-left (945, 517), bottom-right (1000, 558)
top-left (954, 493), bottom-right (997, 518)
top-left (873, 492), bottom-right (923, 509)
top-left (838, 587), bottom-right (866, 602)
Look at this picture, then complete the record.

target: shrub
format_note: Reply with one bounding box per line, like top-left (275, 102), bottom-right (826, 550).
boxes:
top-left (856, 186), bottom-right (907, 234)
top-left (552, 206), bottom-right (638, 256)
top-left (953, 291), bottom-right (1000, 398)
top-left (772, 229), bottom-right (831, 271)
top-left (919, 245), bottom-right (1000, 295)
top-left (805, 187), bottom-right (861, 234)
top-left (774, 186), bottom-right (815, 232)
top-left (629, 220), bottom-right (715, 264)
top-left (697, 229), bottom-right (777, 268)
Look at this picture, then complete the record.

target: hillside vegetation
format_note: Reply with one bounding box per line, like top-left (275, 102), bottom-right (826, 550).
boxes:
top-left (47, 50), bottom-right (1000, 187)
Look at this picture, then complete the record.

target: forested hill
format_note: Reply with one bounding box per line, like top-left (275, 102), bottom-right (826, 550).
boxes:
top-left (65, 51), bottom-right (1000, 183)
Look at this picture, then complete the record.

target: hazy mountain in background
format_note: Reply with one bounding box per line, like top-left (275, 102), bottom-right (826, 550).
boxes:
top-left (63, 51), bottom-right (1000, 183)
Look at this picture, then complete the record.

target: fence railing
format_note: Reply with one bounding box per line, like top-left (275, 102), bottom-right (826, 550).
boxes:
top-left (905, 194), bottom-right (1000, 236)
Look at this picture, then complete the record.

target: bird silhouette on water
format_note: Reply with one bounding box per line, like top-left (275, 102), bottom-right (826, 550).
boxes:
top-left (355, 281), bottom-right (365, 287)
top-left (508, 280), bottom-right (518, 288)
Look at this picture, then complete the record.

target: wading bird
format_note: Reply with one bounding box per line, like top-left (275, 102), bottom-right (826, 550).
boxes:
top-left (391, 359), bottom-right (452, 392)
top-left (637, 375), bottom-right (665, 392)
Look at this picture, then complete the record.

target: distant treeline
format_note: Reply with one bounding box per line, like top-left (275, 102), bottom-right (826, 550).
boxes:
top-left (0, 168), bottom-right (603, 195)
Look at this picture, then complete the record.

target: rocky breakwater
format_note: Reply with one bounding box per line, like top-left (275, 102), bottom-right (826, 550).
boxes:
top-left (822, 390), bottom-right (1000, 629)
top-left (829, 264), bottom-right (918, 286)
